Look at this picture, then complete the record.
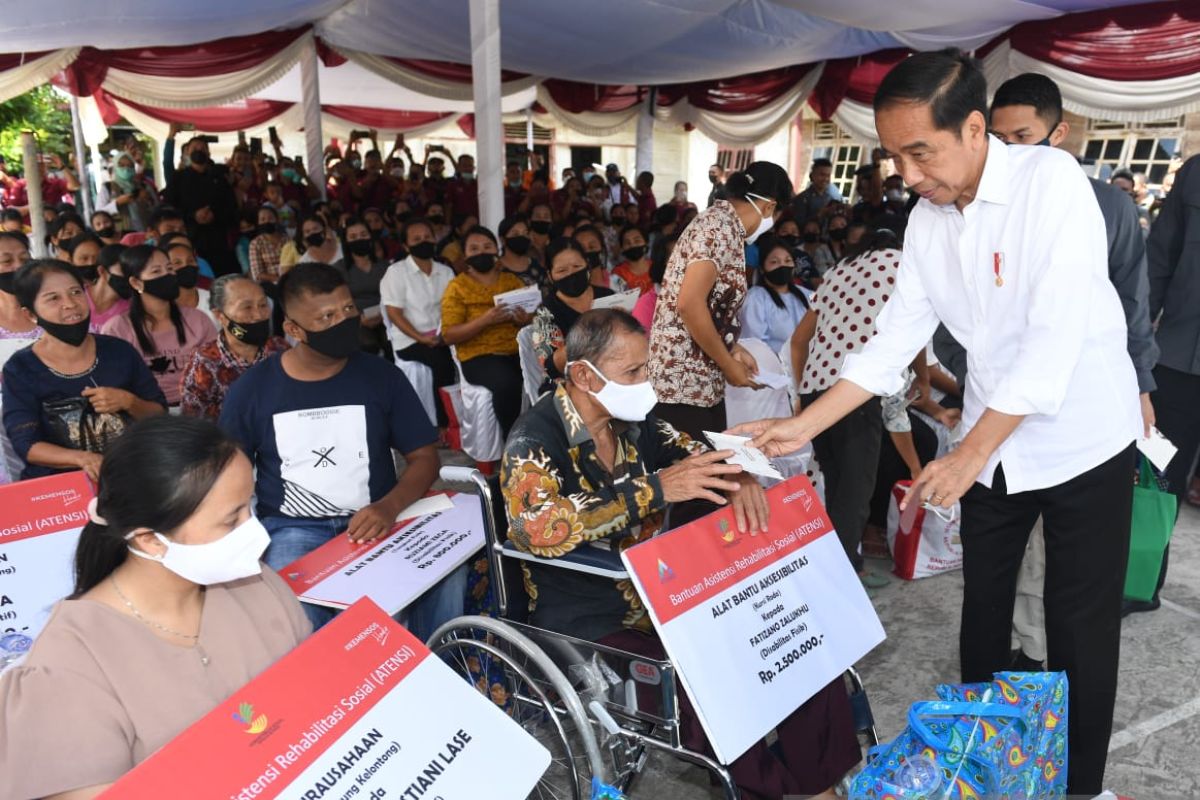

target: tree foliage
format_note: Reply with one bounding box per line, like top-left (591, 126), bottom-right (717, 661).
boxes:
top-left (0, 86), bottom-right (73, 176)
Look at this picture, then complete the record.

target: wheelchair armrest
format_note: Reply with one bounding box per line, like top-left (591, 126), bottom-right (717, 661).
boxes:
top-left (502, 540), bottom-right (629, 579)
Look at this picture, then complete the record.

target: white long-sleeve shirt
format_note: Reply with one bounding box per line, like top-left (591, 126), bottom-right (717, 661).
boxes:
top-left (841, 137), bottom-right (1140, 493)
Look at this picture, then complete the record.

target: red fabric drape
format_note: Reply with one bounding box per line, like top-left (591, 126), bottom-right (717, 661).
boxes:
top-left (659, 65), bottom-right (814, 112)
top-left (1008, 0), bottom-right (1200, 80)
top-left (323, 105), bottom-right (453, 130)
top-left (808, 49), bottom-right (909, 121)
top-left (103, 92), bottom-right (294, 130)
top-left (542, 81), bottom-right (644, 114)
top-left (314, 38), bottom-right (347, 68)
top-left (60, 28), bottom-right (307, 96)
top-left (387, 58), bottom-right (529, 84)
top-left (0, 52), bottom-right (54, 71)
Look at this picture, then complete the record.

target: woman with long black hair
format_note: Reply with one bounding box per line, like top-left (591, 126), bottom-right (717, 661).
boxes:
top-left (739, 235), bottom-right (809, 354)
top-left (101, 245), bottom-right (216, 408)
top-left (0, 415), bottom-right (309, 799)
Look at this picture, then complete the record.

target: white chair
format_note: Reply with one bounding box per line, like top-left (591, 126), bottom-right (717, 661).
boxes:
top-left (383, 306), bottom-right (440, 428)
top-left (516, 324), bottom-right (547, 407)
top-left (449, 346), bottom-right (505, 464)
top-left (395, 358), bottom-right (438, 427)
top-left (779, 329), bottom-right (800, 409)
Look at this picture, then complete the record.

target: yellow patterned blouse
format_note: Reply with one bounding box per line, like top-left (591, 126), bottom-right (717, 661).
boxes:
top-left (440, 270), bottom-right (525, 362)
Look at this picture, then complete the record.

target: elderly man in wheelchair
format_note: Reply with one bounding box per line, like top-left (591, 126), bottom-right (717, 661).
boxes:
top-left (430, 309), bottom-right (863, 799)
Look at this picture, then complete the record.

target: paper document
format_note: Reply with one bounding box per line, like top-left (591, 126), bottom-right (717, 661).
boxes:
top-left (395, 492), bottom-right (455, 521)
top-left (493, 285), bottom-right (542, 313)
top-left (593, 289), bottom-right (640, 312)
top-left (1138, 426), bottom-right (1178, 473)
top-left (751, 371), bottom-right (791, 390)
top-left (704, 431), bottom-right (784, 480)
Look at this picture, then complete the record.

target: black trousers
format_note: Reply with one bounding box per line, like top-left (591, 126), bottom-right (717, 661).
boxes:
top-left (960, 444), bottom-right (1135, 797)
top-left (803, 392), bottom-right (882, 572)
top-left (869, 410), bottom-right (938, 528)
top-left (397, 342), bottom-right (457, 428)
top-left (1148, 365), bottom-right (1200, 596)
top-left (460, 353), bottom-right (523, 439)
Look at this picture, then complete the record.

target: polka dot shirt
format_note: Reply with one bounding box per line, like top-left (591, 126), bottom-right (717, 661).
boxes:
top-left (800, 247), bottom-right (900, 394)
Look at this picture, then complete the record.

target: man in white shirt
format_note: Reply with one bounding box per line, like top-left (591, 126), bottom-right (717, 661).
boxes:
top-left (380, 218), bottom-right (456, 429)
top-left (735, 49), bottom-right (1139, 796)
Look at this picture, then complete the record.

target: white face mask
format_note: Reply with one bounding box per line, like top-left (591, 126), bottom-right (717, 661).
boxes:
top-left (126, 515), bottom-right (270, 586)
top-left (577, 359), bottom-right (658, 422)
top-left (745, 193), bottom-right (775, 244)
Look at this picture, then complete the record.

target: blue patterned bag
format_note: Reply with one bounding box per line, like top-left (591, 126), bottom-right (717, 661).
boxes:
top-left (851, 672), bottom-right (1068, 799)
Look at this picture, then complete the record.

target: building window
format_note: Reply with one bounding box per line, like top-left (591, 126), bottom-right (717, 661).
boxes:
top-left (811, 122), bottom-right (863, 199)
top-left (716, 146), bottom-right (755, 174)
top-left (1081, 118), bottom-right (1182, 186)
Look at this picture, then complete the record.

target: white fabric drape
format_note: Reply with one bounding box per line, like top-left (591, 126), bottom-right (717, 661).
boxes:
top-left (99, 32), bottom-right (312, 109)
top-left (299, 36), bottom-right (326, 200)
top-left (656, 63), bottom-right (824, 146)
top-left (332, 45), bottom-right (539, 102)
top-left (830, 98), bottom-right (879, 146)
top-left (0, 48), bottom-right (79, 104)
top-left (1009, 50), bottom-right (1200, 123)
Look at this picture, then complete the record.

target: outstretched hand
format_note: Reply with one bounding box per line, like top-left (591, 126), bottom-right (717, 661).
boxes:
top-left (727, 416), bottom-right (813, 459)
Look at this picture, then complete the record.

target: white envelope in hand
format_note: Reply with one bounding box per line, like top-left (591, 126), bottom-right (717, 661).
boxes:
top-left (1138, 426), bottom-right (1178, 473)
top-left (703, 431), bottom-right (784, 480)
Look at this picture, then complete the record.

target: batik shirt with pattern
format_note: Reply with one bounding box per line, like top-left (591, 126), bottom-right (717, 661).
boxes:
top-left (501, 385), bottom-right (706, 638)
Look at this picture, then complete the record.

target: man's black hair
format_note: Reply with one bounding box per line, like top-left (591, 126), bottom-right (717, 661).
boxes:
top-left (278, 262), bottom-right (347, 316)
top-left (149, 205), bottom-right (184, 230)
top-left (874, 48), bottom-right (987, 136)
top-left (811, 157), bottom-right (833, 171)
top-left (990, 73), bottom-right (1063, 131)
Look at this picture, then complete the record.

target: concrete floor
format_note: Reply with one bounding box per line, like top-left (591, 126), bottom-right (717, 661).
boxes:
top-left (630, 504), bottom-right (1200, 799)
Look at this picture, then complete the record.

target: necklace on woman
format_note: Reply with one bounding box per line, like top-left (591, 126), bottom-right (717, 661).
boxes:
top-left (110, 574), bottom-right (200, 642)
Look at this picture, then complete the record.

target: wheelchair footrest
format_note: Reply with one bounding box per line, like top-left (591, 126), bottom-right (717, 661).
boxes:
top-left (502, 540), bottom-right (629, 579)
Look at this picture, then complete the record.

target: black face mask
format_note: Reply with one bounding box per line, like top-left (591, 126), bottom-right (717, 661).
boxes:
top-left (505, 235), bottom-right (531, 256)
top-left (174, 265), bottom-right (200, 289)
top-left (141, 273), bottom-right (180, 302)
top-left (778, 235), bottom-right (800, 249)
top-left (555, 268), bottom-right (591, 298)
top-left (189, 151), bottom-right (210, 166)
top-left (765, 266), bottom-right (794, 287)
top-left (77, 265), bottom-right (100, 284)
top-left (622, 246), bottom-right (646, 262)
top-left (0, 272), bottom-right (13, 295)
top-left (348, 239), bottom-right (375, 258)
top-left (829, 228), bottom-right (848, 242)
top-left (94, 226), bottom-right (116, 240)
top-left (467, 253), bottom-right (497, 273)
top-left (255, 223), bottom-right (278, 238)
top-left (106, 272), bottom-right (134, 300)
top-left (304, 232), bottom-right (326, 248)
top-left (409, 241), bottom-right (436, 260)
top-left (297, 315), bottom-right (360, 360)
top-left (227, 317), bottom-right (271, 348)
top-left (427, 213), bottom-right (445, 224)
top-left (585, 251), bottom-right (604, 269)
top-left (802, 232), bottom-right (819, 244)
top-left (38, 314), bottom-right (91, 347)
top-left (529, 220), bottom-right (552, 236)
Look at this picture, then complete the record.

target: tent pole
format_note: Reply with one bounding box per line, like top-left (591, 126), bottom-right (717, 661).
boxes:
top-left (635, 88), bottom-right (655, 178)
top-left (299, 36), bottom-right (326, 200)
top-left (67, 94), bottom-right (93, 221)
top-left (22, 131), bottom-right (47, 258)
top-left (469, 0), bottom-right (504, 232)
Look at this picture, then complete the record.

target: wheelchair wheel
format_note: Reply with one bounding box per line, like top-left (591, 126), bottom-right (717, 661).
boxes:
top-left (428, 615), bottom-right (608, 800)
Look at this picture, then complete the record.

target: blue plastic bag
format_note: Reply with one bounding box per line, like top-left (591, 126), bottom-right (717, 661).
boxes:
top-left (851, 671), bottom-right (1068, 799)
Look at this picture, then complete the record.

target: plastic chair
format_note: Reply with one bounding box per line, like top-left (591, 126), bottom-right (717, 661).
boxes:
top-left (449, 345), bottom-right (505, 464)
top-left (516, 324), bottom-right (547, 407)
top-left (394, 357), bottom-right (438, 428)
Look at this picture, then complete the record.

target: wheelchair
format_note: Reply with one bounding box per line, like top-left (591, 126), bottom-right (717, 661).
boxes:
top-left (428, 466), bottom-right (879, 799)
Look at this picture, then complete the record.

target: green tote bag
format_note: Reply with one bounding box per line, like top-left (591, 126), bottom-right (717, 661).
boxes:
top-left (1125, 456), bottom-right (1177, 602)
